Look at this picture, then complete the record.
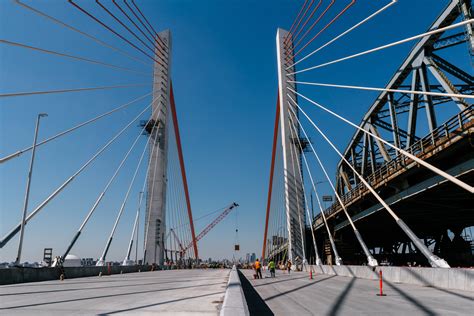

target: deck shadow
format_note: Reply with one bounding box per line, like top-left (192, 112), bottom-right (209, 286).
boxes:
top-left (238, 269), bottom-right (274, 316)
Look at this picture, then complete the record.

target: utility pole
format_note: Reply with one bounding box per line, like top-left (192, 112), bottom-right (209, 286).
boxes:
top-left (15, 113), bottom-right (47, 266)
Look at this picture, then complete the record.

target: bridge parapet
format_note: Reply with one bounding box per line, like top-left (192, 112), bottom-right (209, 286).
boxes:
top-left (314, 105), bottom-right (473, 228)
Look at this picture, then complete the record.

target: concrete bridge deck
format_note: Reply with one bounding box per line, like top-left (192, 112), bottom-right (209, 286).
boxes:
top-left (0, 269), bottom-right (230, 315)
top-left (239, 269), bottom-right (473, 315)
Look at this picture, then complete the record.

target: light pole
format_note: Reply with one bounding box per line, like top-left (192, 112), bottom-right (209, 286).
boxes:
top-left (135, 191), bottom-right (143, 264)
top-left (15, 113), bottom-right (48, 266)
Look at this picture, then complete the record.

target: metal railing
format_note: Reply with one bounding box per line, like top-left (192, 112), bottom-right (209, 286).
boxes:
top-left (315, 105), bottom-right (473, 225)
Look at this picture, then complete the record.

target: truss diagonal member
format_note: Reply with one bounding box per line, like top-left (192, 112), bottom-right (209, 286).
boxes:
top-left (13, 0), bottom-right (150, 67)
top-left (288, 0), bottom-right (397, 69)
top-left (287, 115), bottom-right (322, 266)
top-left (288, 106), bottom-right (378, 267)
top-left (292, 97), bottom-right (451, 268)
top-left (287, 87), bottom-right (474, 193)
top-left (0, 99), bottom-right (154, 249)
top-left (0, 92), bottom-right (151, 164)
top-left (59, 97), bottom-right (161, 264)
top-left (424, 56), bottom-right (470, 110)
top-left (288, 19), bottom-right (474, 75)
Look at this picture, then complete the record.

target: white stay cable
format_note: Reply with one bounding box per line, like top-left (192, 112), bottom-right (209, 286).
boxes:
top-left (98, 107), bottom-right (162, 263)
top-left (287, 116), bottom-right (321, 265)
top-left (0, 96), bottom-right (153, 249)
top-left (14, 0), bottom-right (150, 67)
top-left (0, 92), bottom-right (152, 164)
top-left (289, 94), bottom-right (451, 267)
top-left (288, 81), bottom-right (474, 100)
top-left (288, 0), bottom-right (398, 69)
top-left (0, 39), bottom-right (150, 77)
top-left (288, 111), bottom-right (342, 265)
top-left (288, 107), bottom-right (377, 266)
top-left (287, 126), bottom-right (307, 266)
top-left (288, 19), bottom-right (474, 75)
top-left (287, 87), bottom-right (474, 193)
top-left (60, 97), bottom-right (160, 261)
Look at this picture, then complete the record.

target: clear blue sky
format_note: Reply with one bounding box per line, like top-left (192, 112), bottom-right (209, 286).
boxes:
top-left (0, 0), bottom-right (465, 263)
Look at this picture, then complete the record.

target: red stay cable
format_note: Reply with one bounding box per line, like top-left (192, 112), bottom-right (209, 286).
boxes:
top-left (131, 0), bottom-right (168, 50)
top-left (286, 0), bottom-right (310, 41)
top-left (169, 81), bottom-right (199, 260)
top-left (293, 0), bottom-right (356, 59)
top-left (289, 0), bottom-right (323, 48)
top-left (262, 92), bottom-right (280, 262)
top-left (293, 0), bottom-right (335, 50)
top-left (123, 0), bottom-right (168, 54)
top-left (286, 0), bottom-right (315, 44)
top-left (68, 0), bottom-right (167, 69)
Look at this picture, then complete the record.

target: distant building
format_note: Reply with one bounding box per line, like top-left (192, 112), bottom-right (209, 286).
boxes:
top-left (250, 253), bottom-right (256, 262)
top-left (81, 258), bottom-right (95, 266)
top-left (245, 253), bottom-right (250, 263)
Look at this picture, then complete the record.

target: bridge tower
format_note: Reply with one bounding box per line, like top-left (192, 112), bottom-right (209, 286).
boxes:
top-left (143, 30), bottom-right (172, 265)
top-left (276, 28), bottom-right (306, 263)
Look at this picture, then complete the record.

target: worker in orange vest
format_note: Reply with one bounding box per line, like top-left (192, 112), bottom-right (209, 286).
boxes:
top-left (254, 259), bottom-right (262, 279)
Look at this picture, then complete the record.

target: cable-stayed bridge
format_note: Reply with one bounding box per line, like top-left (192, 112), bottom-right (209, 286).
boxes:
top-left (0, 0), bottom-right (473, 315)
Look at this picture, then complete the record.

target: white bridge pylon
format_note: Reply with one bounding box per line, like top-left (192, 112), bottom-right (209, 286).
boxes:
top-left (275, 28), bottom-right (307, 264)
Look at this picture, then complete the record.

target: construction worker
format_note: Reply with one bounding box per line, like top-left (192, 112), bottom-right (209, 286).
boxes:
top-left (268, 260), bottom-right (276, 278)
top-left (254, 259), bottom-right (262, 279)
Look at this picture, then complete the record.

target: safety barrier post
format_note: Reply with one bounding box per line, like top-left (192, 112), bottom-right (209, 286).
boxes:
top-left (376, 270), bottom-right (386, 296)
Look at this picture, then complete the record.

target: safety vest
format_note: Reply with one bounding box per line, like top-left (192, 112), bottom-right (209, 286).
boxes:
top-left (255, 261), bottom-right (261, 269)
top-left (268, 261), bottom-right (275, 269)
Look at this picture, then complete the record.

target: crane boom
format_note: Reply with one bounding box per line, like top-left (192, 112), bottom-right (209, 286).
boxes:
top-left (170, 228), bottom-right (185, 253)
top-left (183, 202), bottom-right (239, 252)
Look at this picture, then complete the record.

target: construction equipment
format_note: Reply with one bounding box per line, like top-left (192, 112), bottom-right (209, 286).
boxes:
top-left (182, 202), bottom-right (239, 253)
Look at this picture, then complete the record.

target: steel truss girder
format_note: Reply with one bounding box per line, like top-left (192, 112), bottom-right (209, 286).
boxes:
top-left (337, 0), bottom-right (473, 194)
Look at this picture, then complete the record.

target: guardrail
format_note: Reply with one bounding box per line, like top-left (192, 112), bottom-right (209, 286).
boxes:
top-left (315, 105), bottom-right (473, 226)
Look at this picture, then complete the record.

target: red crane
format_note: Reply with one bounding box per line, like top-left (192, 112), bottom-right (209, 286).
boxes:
top-left (182, 202), bottom-right (239, 253)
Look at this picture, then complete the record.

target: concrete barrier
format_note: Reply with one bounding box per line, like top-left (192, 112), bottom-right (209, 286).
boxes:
top-left (310, 264), bottom-right (474, 292)
top-left (220, 265), bottom-right (249, 316)
top-left (0, 265), bottom-right (156, 285)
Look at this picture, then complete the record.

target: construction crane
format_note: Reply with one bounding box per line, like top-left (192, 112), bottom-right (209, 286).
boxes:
top-left (182, 202), bottom-right (239, 253)
top-left (170, 228), bottom-right (185, 259)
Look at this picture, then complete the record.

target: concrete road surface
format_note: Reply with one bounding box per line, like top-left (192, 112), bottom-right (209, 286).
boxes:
top-left (0, 269), bottom-right (230, 315)
top-left (240, 269), bottom-right (473, 315)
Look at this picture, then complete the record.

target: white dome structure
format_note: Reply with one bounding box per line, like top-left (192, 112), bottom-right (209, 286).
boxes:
top-left (63, 254), bottom-right (81, 267)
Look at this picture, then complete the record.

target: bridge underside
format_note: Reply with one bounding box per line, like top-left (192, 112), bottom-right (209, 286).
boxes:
top-left (313, 132), bottom-right (473, 266)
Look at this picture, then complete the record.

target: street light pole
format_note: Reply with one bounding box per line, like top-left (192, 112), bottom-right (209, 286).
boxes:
top-left (15, 113), bottom-right (48, 266)
top-left (135, 191), bottom-right (143, 264)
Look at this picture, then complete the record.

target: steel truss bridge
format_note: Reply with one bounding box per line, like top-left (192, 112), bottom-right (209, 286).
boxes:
top-left (0, 0), bottom-right (473, 274)
top-left (263, 0), bottom-right (473, 269)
